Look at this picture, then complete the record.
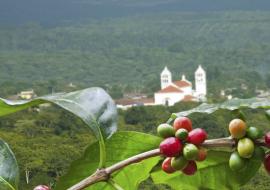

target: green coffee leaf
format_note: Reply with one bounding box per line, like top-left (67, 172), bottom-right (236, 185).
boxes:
top-left (0, 87), bottom-right (117, 140)
top-left (0, 87), bottom-right (117, 167)
top-left (0, 139), bottom-right (19, 190)
top-left (55, 131), bottom-right (162, 190)
top-left (175, 98), bottom-right (270, 117)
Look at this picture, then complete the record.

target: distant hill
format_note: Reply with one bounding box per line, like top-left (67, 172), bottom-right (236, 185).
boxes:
top-left (0, 10), bottom-right (269, 99)
top-left (1, 0), bottom-right (270, 25)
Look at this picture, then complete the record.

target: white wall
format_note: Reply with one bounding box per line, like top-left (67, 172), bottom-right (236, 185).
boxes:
top-left (154, 92), bottom-right (185, 106)
top-left (180, 86), bottom-right (192, 95)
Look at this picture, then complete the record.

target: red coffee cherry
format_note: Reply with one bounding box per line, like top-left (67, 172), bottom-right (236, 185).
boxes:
top-left (173, 117), bottom-right (192, 132)
top-left (182, 160), bottom-right (197, 175)
top-left (33, 185), bottom-right (51, 190)
top-left (196, 147), bottom-right (207, 162)
top-left (229, 119), bottom-right (246, 139)
top-left (265, 132), bottom-right (270, 148)
top-left (187, 128), bottom-right (208, 145)
top-left (159, 137), bottom-right (183, 157)
top-left (264, 153), bottom-right (270, 175)
top-left (162, 157), bottom-right (176, 174)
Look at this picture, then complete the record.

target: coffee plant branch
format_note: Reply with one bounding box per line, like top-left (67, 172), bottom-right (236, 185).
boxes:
top-left (67, 137), bottom-right (266, 190)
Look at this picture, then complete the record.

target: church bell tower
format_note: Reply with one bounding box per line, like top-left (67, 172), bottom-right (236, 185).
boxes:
top-left (160, 66), bottom-right (172, 89)
top-left (195, 65), bottom-right (207, 99)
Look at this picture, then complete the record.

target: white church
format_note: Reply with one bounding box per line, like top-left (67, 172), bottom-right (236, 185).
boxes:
top-left (154, 65), bottom-right (207, 106)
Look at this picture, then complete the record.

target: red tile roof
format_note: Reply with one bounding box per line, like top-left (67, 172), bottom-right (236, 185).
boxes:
top-left (115, 98), bottom-right (154, 106)
top-left (173, 80), bottom-right (191, 88)
top-left (182, 95), bottom-right (196, 102)
top-left (139, 98), bottom-right (155, 104)
top-left (157, 85), bottom-right (183, 93)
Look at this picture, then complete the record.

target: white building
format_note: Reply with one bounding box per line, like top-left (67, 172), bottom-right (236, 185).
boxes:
top-left (154, 65), bottom-right (207, 106)
top-left (18, 89), bottom-right (37, 100)
top-left (194, 65), bottom-right (207, 100)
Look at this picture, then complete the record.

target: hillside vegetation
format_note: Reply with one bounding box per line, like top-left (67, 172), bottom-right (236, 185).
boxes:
top-left (1, 103), bottom-right (270, 189)
top-left (1, 3), bottom-right (270, 189)
top-left (0, 11), bottom-right (270, 98)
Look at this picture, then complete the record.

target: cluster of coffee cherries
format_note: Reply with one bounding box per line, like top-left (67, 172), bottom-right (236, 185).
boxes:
top-left (228, 118), bottom-right (268, 172)
top-left (157, 116), bottom-right (208, 175)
